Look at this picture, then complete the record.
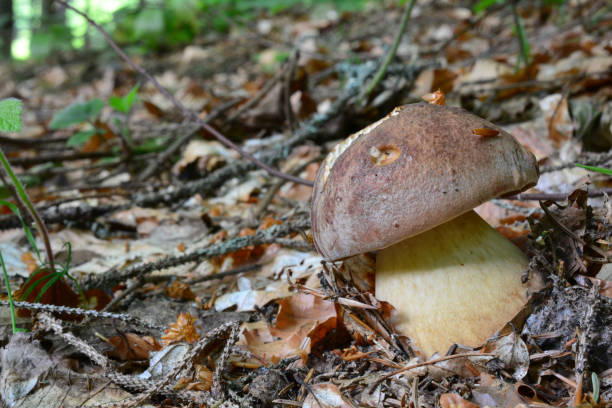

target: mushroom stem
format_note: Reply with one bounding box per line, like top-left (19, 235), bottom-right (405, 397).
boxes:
top-left (376, 210), bottom-right (542, 357)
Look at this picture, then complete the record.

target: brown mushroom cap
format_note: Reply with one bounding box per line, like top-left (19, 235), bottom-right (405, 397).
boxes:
top-left (311, 103), bottom-right (539, 260)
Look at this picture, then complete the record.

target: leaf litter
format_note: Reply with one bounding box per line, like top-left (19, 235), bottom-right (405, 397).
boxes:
top-left (0, 1), bottom-right (611, 407)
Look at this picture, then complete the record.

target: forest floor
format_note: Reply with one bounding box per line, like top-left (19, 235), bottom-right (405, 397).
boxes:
top-left (0, 1), bottom-right (611, 407)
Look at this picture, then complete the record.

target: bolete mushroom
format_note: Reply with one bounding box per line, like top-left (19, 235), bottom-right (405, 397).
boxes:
top-left (311, 103), bottom-right (543, 357)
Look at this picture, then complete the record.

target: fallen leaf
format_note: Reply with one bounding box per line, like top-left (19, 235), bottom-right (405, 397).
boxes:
top-left (107, 333), bottom-right (162, 361)
top-left (15, 267), bottom-right (80, 319)
top-left (165, 280), bottom-right (196, 301)
top-left (575, 275), bottom-right (612, 298)
top-left (482, 332), bottom-right (530, 380)
top-left (162, 312), bottom-right (200, 345)
top-left (240, 293), bottom-right (339, 363)
top-left (440, 393), bottom-right (480, 408)
top-left (302, 383), bottom-right (353, 408)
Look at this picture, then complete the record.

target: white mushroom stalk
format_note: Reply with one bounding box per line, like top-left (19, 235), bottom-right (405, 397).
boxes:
top-left (376, 210), bottom-right (542, 356)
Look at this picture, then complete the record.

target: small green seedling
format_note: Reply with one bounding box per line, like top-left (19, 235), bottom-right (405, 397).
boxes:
top-left (0, 98), bottom-right (23, 132)
top-left (50, 84), bottom-right (140, 147)
top-left (109, 84), bottom-right (140, 113)
top-left (0, 98), bottom-right (28, 333)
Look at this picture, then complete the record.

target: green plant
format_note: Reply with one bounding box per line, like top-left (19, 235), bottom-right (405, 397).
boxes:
top-left (575, 163), bottom-right (612, 175)
top-left (19, 242), bottom-right (86, 307)
top-left (50, 84), bottom-right (140, 148)
top-left (0, 98), bottom-right (91, 332)
top-left (0, 98), bottom-right (30, 333)
top-left (472, 0), bottom-right (566, 70)
top-left (0, 253), bottom-right (26, 333)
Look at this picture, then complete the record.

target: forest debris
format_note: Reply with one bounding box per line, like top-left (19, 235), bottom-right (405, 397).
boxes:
top-left (522, 282), bottom-right (612, 373)
top-left (302, 383), bottom-right (353, 408)
top-left (162, 312), bottom-right (200, 345)
top-left (482, 332), bottom-right (530, 380)
top-left (138, 343), bottom-right (190, 380)
top-left (214, 276), bottom-right (291, 312)
top-left (0, 333), bottom-right (53, 406)
top-left (439, 393), bottom-right (479, 408)
top-left (165, 279), bottom-right (196, 301)
top-left (107, 333), bottom-right (162, 361)
top-left (240, 293), bottom-right (339, 364)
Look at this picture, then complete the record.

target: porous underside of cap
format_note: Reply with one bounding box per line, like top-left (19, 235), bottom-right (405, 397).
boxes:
top-left (311, 103), bottom-right (539, 260)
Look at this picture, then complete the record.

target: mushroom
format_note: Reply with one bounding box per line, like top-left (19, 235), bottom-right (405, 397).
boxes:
top-left (310, 103), bottom-right (543, 357)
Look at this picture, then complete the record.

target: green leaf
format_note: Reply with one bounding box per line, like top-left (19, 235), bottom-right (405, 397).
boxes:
top-left (473, 0), bottom-right (504, 13)
top-left (0, 98), bottom-right (23, 132)
top-left (134, 8), bottom-right (164, 36)
top-left (49, 99), bottom-right (104, 130)
top-left (34, 274), bottom-right (61, 303)
top-left (67, 129), bottom-right (98, 147)
top-left (514, 12), bottom-right (531, 67)
top-left (109, 84), bottom-right (140, 113)
top-left (575, 163), bottom-right (612, 175)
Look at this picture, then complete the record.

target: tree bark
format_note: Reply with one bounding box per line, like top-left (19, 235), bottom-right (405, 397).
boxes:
top-left (0, 0), bottom-right (13, 58)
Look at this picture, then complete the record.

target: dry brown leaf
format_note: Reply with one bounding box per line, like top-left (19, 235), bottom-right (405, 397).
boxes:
top-left (539, 94), bottom-right (574, 148)
top-left (165, 280), bottom-right (196, 301)
top-left (440, 393), bottom-right (480, 408)
top-left (482, 332), bottom-right (530, 380)
top-left (162, 312), bottom-right (200, 345)
top-left (81, 120), bottom-right (116, 153)
top-left (241, 293), bottom-right (338, 363)
top-left (107, 333), bottom-right (162, 361)
top-left (174, 364), bottom-right (214, 391)
top-left (302, 383), bottom-right (353, 408)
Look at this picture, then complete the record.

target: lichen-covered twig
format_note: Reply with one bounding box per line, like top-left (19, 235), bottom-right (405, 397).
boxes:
top-left (36, 312), bottom-right (110, 368)
top-left (1, 300), bottom-right (165, 330)
top-left (83, 215), bottom-right (311, 290)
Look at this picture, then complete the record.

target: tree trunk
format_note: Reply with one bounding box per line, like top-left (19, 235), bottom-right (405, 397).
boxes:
top-left (42, 0), bottom-right (65, 28)
top-left (0, 0), bottom-right (13, 58)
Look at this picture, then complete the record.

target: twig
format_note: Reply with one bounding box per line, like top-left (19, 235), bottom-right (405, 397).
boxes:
top-left (505, 188), bottom-right (612, 201)
top-left (227, 68), bottom-right (287, 122)
top-left (137, 99), bottom-right (240, 181)
top-left (7, 150), bottom-right (113, 166)
top-left (36, 312), bottom-right (110, 368)
top-left (130, 321), bottom-right (238, 407)
top-left (0, 300), bottom-right (165, 330)
top-left (358, 0), bottom-right (417, 103)
top-left (0, 134), bottom-right (69, 146)
top-left (212, 323), bottom-right (239, 397)
top-left (378, 352), bottom-right (496, 383)
top-left (283, 50), bottom-right (299, 132)
top-left (0, 202), bottom-right (126, 230)
top-left (83, 216), bottom-right (311, 290)
top-left (0, 148), bottom-right (55, 270)
top-left (186, 263), bottom-right (262, 285)
top-left (252, 154), bottom-right (324, 222)
top-left (55, 0), bottom-right (313, 187)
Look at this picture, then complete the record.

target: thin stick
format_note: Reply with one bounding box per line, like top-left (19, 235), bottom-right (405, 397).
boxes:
top-left (504, 188), bottom-right (612, 201)
top-left (54, 0), bottom-right (314, 187)
top-left (378, 352), bottom-right (496, 383)
top-left (0, 149), bottom-right (55, 270)
top-left (359, 0), bottom-right (417, 103)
